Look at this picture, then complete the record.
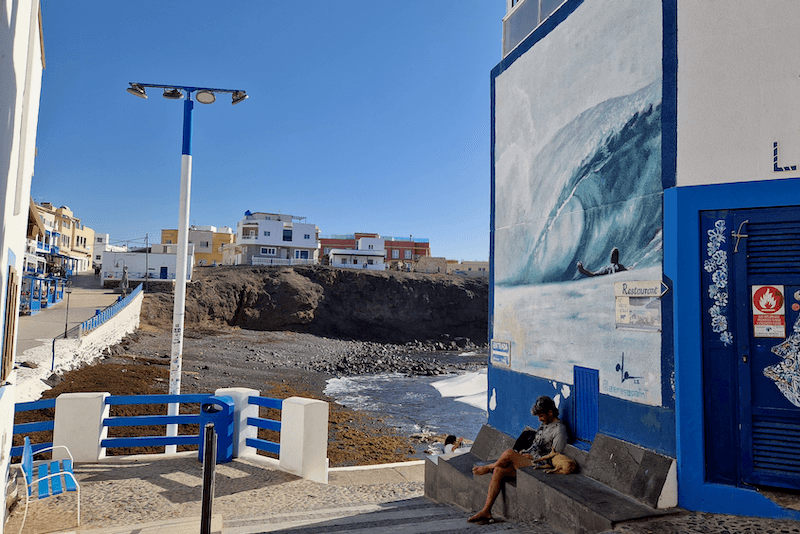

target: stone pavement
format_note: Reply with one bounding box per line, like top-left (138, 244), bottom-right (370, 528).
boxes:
top-left (16, 272), bottom-right (121, 355)
top-left (6, 452), bottom-right (800, 534)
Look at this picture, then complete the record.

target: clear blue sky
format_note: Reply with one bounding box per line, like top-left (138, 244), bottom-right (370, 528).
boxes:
top-left (32, 1), bottom-right (506, 261)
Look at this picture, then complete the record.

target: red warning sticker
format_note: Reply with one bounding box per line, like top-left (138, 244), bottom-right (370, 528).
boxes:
top-left (752, 285), bottom-right (785, 338)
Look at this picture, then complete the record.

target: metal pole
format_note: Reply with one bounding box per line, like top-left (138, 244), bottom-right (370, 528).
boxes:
top-left (167, 94), bottom-right (193, 453)
top-left (145, 233), bottom-right (149, 292)
top-left (200, 422), bottom-right (217, 534)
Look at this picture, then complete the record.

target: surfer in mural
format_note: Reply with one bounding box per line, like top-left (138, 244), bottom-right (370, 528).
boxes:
top-left (577, 247), bottom-right (627, 277)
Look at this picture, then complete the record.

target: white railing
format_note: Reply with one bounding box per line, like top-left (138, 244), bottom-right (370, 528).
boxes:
top-left (251, 257), bottom-right (317, 266)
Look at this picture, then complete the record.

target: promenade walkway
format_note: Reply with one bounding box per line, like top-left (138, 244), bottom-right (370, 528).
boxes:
top-left (16, 272), bottom-right (120, 355)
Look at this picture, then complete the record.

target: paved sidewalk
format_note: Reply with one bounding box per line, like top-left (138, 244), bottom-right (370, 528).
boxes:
top-left (16, 273), bottom-right (121, 355)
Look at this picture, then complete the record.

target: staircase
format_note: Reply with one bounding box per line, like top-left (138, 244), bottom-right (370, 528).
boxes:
top-left (223, 497), bottom-right (559, 533)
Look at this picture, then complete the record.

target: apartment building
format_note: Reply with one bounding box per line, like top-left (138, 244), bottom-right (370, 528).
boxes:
top-left (161, 225), bottom-right (234, 266)
top-left (224, 211), bottom-right (320, 266)
top-left (328, 236), bottom-right (386, 271)
top-left (29, 202), bottom-right (95, 274)
top-left (319, 233), bottom-right (431, 269)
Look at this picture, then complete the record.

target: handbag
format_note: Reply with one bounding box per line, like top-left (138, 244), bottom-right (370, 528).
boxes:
top-left (513, 428), bottom-right (537, 452)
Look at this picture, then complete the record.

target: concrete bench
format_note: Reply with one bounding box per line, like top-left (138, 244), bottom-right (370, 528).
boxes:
top-left (425, 425), bottom-right (679, 534)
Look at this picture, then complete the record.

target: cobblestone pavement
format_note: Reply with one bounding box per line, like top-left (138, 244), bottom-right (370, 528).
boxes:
top-left (7, 453), bottom-right (800, 534)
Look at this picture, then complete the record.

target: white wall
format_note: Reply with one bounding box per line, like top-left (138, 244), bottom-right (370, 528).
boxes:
top-left (101, 251), bottom-right (194, 281)
top-left (677, 0), bottom-right (800, 186)
top-left (0, 2), bottom-right (43, 530)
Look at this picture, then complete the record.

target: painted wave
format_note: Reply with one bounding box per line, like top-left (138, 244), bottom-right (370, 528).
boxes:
top-left (496, 82), bottom-right (663, 286)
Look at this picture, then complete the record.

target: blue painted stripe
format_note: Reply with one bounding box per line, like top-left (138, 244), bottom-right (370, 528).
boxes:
top-left (37, 464), bottom-right (48, 499)
top-left (15, 398), bottom-right (56, 412)
top-left (14, 420), bottom-right (54, 434)
top-left (246, 437), bottom-right (280, 455)
top-left (105, 394), bottom-right (210, 405)
top-left (63, 460), bottom-right (77, 492)
top-left (182, 98), bottom-right (193, 155)
top-left (49, 462), bottom-right (63, 495)
top-left (104, 414), bottom-right (201, 427)
top-left (247, 417), bottom-right (280, 432)
top-left (101, 435), bottom-right (199, 448)
top-left (12, 441), bottom-right (53, 459)
top-left (248, 396), bottom-right (282, 410)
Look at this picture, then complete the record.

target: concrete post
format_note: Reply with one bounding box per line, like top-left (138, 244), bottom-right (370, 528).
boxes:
top-left (52, 392), bottom-right (110, 462)
top-left (215, 387), bottom-right (259, 458)
top-left (279, 397), bottom-right (329, 484)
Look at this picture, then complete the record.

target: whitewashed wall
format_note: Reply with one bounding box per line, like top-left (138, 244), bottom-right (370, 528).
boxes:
top-left (677, 0), bottom-right (800, 186)
top-left (0, 2), bottom-right (43, 531)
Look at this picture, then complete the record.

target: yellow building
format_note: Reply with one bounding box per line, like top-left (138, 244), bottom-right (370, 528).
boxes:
top-left (32, 202), bottom-right (95, 273)
top-left (161, 225), bottom-right (234, 266)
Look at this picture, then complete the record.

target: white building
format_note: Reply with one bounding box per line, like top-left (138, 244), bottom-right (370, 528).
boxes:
top-left (0, 1), bottom-right (44, 531)
top-left (224, 211), bottom-right (320, 266)
top-left (101, 245), bottom-right (194, 285)
top-left (92, 233), bottom-right (127, 268)
top-left (329, 236), bottom-right (386, 271)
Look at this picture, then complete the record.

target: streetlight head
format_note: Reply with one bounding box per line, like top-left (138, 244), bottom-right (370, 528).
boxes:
top-left (163, 88), bottom-right (183, 100)
top-left (127, 83), bottom-right (148, 99)
top-left (196, 90), bottom-right (216, 104)
top-left (231, 91), bottom-right (248, 105)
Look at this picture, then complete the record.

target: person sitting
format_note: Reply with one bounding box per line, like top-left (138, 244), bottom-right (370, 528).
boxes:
top-left (443, 435), bottom-right (464, 454)
top-left (467, 396), bottom-right (568, 525)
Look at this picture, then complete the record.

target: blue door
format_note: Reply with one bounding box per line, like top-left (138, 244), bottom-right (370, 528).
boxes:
top-left (160, 267), bottom-right (168, 279)
top-left (731, 207), bottom-right (800, 489)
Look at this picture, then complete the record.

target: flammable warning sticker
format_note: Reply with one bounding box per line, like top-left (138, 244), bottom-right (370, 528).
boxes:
top-left (752, 285), bottom-right (786, 338)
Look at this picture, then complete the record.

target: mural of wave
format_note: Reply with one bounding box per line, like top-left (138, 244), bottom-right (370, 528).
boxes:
top-left (496, 82), bottom-right (662, 286)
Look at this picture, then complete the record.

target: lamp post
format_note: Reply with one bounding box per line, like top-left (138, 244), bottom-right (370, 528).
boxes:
top-left (127, 82), bottom-right (248, 452)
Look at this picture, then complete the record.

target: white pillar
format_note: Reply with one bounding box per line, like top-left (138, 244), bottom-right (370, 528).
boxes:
top-left (279, 397), bottom-right (329, 484)
top-left (215, 387), bottom-right (259, 458)
top-left (52, 392), bottom-right (110, 462)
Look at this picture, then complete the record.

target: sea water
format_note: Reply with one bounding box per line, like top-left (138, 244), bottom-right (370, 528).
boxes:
top-left (324, 367), bottom-right (488, 458)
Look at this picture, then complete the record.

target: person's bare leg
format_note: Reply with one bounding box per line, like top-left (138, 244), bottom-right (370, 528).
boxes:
top-left (468, 450), bottom-right (531, 522)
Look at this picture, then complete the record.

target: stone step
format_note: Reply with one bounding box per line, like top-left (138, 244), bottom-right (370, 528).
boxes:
top-left (223, 496), bottom-right (557, 534)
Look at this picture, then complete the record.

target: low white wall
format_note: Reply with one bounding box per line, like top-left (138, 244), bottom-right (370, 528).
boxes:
top-left (15, 290), bottom-right (143, 402)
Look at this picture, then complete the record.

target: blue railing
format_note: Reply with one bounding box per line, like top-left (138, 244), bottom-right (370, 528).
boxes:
top-left (101, 394), bottom-right (211, 450)
top-left (246, 395), bottom-right (282, 455)
top-left (11, 398), bottom-right (56, 457)
top-left (13, 393), bottom-right (284, 458)
top-left (80, 283), bottom-right (142, 335)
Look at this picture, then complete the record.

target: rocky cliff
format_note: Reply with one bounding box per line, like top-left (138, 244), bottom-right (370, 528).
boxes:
top-left (140, 265), bottom-right (489, 344)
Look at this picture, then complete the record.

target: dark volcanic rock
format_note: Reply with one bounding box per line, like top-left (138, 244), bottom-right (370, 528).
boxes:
top-left (141, 265), bottom-right (488, 345)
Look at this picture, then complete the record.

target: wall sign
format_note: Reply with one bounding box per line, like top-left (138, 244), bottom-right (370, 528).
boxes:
top-left (491, 340), bottom-right (511, 367)
top-left (613, 281), bottom-right (667, 331)
top-left (752, 285), bottom-right (785, 338)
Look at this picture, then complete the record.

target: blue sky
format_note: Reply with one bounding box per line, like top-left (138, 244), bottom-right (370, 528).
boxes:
top-left (32, 1), bottom-right (506, 261)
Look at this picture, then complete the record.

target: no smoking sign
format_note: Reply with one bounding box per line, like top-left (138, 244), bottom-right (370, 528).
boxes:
top-left (752, 285), bottom-right (786, 338)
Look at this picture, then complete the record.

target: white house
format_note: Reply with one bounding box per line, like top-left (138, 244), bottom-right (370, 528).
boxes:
top-left (224, 211), bottom-right (320, 266)
top-left (0, 1), bottom-right (44, 531)
top-left (93, 233), bottom-right (127, 268)
top-left (101, 245), bottom-right (194, 285)
top-left (329, 236), bottom-right (386, 271)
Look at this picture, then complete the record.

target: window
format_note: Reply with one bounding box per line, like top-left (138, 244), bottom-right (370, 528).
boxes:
top-left (304, 234), bottom-right (310, 239)
top-left (392, 250), bottom-right (399, 259)
top-left (166, 239), bottom-right (172, 244)
top-left (368, 259), bottom-right (374, 265)
top-left (368, 244), bottom-right (374, 250)
top-left (95, 255), bottom-right (101, 261)
top-left (200, 241), bottom-right (210, 248)
top-left (341, 258), bottom-right (347, 264)
top-left (295, 250), bottom-right (309, 259)
top-left (404, 250), bottom-right (411, 259)
top-left (283, 229), bottom-right (292, 242)
top-left (353, 259), bottom-right (358, 265)
top-left (324, 247), bottom-right (330, 254)
top-left (261, 247), bottom-right (276, 255)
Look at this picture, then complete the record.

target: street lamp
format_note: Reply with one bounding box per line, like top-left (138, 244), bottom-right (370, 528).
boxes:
top-left (127, 82), bottom-right (248, 452)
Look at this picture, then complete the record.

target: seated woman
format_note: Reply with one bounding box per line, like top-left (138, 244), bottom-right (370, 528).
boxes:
top-left (467, 396), bottom-right (568, 525)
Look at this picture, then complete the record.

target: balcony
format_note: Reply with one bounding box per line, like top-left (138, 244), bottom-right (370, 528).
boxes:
top-left (503, 0), bottom-right (565, 57)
